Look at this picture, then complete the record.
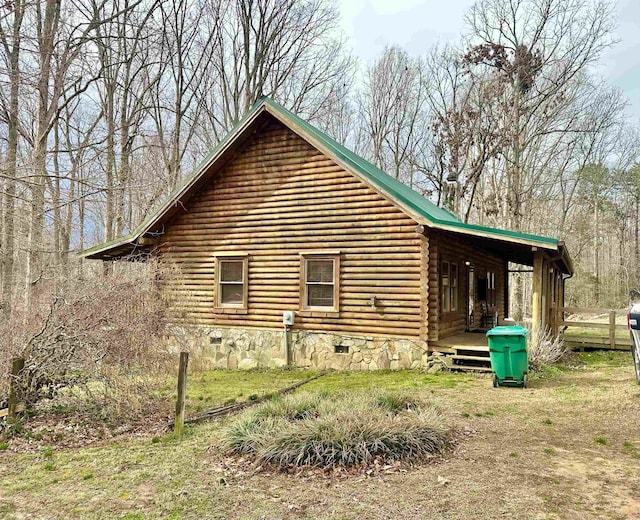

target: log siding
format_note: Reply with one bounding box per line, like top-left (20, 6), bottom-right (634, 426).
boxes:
top-left (428, 230), bottom-right (507, 340)
top-left (158, 120), bottom-right (424, 339)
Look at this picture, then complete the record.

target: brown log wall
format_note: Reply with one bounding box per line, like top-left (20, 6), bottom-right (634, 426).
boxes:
top-left (428, 231), bottom-right (506, 340)
top-left (158, 120), bottom-right (424, 339)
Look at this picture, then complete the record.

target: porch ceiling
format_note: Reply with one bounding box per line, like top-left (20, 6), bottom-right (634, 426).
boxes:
top-left (438, 230), bottom-right (572, 274)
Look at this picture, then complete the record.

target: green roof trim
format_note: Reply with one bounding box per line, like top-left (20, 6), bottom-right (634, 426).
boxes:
top-left (81, 232), bottom-right (136, 257)
top-left (81, 96), bottom-right (563, 260)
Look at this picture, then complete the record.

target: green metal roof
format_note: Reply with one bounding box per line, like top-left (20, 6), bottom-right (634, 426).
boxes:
top-left (81, 232), bottom-right (135, 257)
top-left (81, 96), bottom-right (566, 262)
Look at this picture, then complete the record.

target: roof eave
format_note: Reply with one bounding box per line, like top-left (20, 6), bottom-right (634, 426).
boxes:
top-left (428, 221), bottom-right (559, 251)
top-left (79, 234), bottom-right (138, 259)
top-left (79, 233), bottom-right (158, 261)
top-left (558, 241), bottom-right (575, 276)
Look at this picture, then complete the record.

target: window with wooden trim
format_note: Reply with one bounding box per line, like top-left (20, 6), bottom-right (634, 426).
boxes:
top-left (487, 271), bottom-right (496, 306)
top-left (300, 253), bottom-right (340, 313)
top-left (214, 255), bottom-right (248, 312)
top-left (441, 260), bottom-right (459, 313)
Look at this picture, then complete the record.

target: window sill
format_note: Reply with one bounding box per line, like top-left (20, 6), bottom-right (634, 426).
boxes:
top-left (299, 310), bottom-right (339, 319)
top-left (214, 307), bottom-right (248, 315)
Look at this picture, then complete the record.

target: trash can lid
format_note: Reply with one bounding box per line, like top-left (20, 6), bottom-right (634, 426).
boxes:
top-left (486, 325), bottom-right (529, 337)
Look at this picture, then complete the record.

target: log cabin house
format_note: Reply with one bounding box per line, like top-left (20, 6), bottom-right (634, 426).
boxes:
top-left (82, 97), bottom-right (574, 371)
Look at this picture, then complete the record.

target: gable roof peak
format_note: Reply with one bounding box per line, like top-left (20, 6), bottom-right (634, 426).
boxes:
top-left (81, 95), bottom-right (571, 274)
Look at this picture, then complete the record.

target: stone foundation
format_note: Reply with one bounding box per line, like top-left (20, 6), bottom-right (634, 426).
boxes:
top-left (174, 326), bottom-right (429, 371)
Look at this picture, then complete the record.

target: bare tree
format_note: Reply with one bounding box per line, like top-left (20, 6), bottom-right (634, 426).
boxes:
top-left (150, 0), bottom-right (217, 189)
top-left (464, 0), bottom-right (616, 230)
top-left (93, 0), bottom-right (162, 239)
top-left (358, 46), bottom-right (426, 184)
top-left (21, 0), bottom-right (138, 298)
top-left (0, 0), bottom-right (26, 315)
top-left (421, 46), bottom-right (506, 219)
top-left (192, 0), bottom-right (353, 146)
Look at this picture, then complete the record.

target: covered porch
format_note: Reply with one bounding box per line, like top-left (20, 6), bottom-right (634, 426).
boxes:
top-left (428, 228), bottom-right (574, 371)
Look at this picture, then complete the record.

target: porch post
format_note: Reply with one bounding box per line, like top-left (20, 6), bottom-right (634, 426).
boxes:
top-left (531, 249), bottom-right (543, 348)
top-left (504, 259), bottom-right (509, 320)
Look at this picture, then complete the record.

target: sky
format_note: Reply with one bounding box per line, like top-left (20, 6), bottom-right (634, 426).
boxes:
top-left (339, 0), bottom-right (640, 121)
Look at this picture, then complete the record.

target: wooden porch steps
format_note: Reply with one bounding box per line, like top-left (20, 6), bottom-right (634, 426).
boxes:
top-left (452, 343), bottom-right (491, 371)
top-left (451, 352), bottom-right (491, 372)
top-left (453, 345), bottom-right (491, 353)
top-left (430, 333), bottom-right (493, 372)
top-left (451, 354), bottom-right (491, 362)
top-left (450, 364), bottom-right (492, 372)
top-left (451, 345), bottom-right (491, 372)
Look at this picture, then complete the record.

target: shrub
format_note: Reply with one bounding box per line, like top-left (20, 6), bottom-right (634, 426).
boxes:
top-left (528, 327), bottom-right (568, 370)
top-left (220, 391), bottom-right (451, 469)
top-left (0, 259), bottom-right (177, 422)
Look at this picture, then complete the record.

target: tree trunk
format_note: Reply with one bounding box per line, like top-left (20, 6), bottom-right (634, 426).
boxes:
top-left (1, 0), bottom-right (25, 317)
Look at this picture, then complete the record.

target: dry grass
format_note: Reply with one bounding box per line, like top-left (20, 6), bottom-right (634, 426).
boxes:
top-left (1, 353), bottom-right (639, 519)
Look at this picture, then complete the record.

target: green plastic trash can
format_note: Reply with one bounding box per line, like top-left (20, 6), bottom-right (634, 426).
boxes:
top-left (486, 326), bottom-right (529, 388)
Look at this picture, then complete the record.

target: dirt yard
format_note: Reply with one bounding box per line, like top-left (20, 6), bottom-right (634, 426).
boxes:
top-left (1, 351), bottom-right (639, 520)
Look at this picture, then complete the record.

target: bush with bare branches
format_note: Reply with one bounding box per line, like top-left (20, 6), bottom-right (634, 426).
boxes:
top-left (527, 327), bottom-right (569, 370)
top-left (0, 259), bottom-right (176, 421)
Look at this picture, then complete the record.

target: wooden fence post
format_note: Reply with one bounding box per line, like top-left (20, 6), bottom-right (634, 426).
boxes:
top-left (174, 352), bottom-right (189, 436)
top-left (609, 311), bottom-right (616, 350)
top-left (8, 357), bottom-right (25, 423)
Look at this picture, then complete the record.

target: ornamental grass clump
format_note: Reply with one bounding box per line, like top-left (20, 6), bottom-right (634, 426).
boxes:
top-left (220, 391), bottom-right (451, 469)
top-left (222, 415), bottom-right (283, 456)
top-left (528, 327), bottom-right (568, 370)
top-left (221, 392), bottom-right (323, 455)
top-left (374, 391), bottom-right (422, 413)
top-left (252, 392), bottom-right (322, 421)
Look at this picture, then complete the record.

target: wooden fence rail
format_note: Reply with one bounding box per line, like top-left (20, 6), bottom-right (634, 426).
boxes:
top-left (560, 307), bottom-right (629, 350)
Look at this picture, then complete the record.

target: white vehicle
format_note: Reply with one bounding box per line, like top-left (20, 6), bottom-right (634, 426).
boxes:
top-left (628, 290), bottom-right (640, 384)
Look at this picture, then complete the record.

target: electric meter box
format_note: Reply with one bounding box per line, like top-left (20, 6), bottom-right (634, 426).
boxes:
top-left (283, 310), bottom-right (295, 326)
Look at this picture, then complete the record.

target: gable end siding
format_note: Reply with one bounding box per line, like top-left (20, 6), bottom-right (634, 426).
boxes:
top-left (158, 120), bottom-right (425, 339)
